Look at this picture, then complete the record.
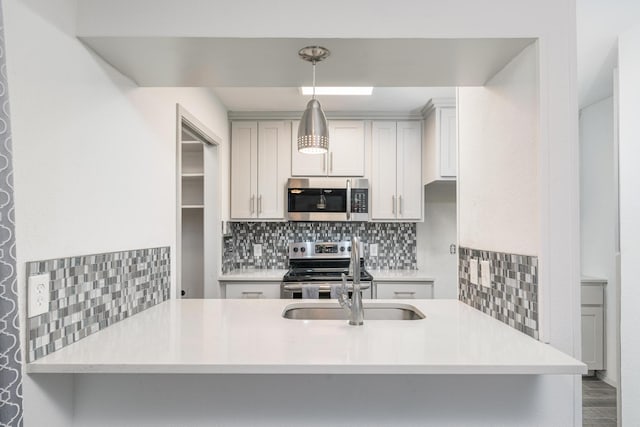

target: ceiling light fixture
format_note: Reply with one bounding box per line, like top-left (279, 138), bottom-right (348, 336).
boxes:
top-left (300, 87), bottom-right (374, 96)
top-left (297, 46), bottom-right (330, 155)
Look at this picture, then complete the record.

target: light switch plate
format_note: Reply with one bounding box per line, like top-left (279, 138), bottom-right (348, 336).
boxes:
top-left (28, 273), bottom-right (50, 317)
top-left (480, 260), bottom-right (491, 288)
top-left (369, 243), bottom-right (378, 257)
top-left (469, 259), bottom-right (478, 285)
top-left (253, 243), bottom-right (262, 257)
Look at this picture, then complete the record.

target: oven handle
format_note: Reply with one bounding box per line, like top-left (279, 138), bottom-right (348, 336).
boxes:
top-left (346, 179), bottom-right (351, 221)
top-left (282, 282), bottom-right (370, 291)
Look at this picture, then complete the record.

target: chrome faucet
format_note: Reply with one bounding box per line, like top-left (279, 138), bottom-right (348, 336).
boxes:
top-left (338, 236), bottom-right (364, 325)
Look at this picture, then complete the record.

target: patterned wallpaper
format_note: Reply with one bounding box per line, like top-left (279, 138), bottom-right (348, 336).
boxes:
top-left (0, 6), bottom-right (23, 425)
top-left (223, 222), bottom-right (417, 272)
top-left (458, 247), bottom-right (539, 339)
top-left (26, 248), bottom-right (171, 362)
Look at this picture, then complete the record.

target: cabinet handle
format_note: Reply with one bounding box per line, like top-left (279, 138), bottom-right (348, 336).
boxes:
top-left (392, 195), bottom-right (396, 214)
top-left (258, 195), bottom-right (262, 214)
top-left (250, 195), bottom-right (255, 214)
top-left (399, 195), bottom-right (403, 215)
top-left (394, 291), bottom-right (415, 298)
top-left (242, 291), bottom-right (263, 299)
top-left (323, 154), bottom-right (326, 172)
top-left (330, 152), bottom-right (333, 173)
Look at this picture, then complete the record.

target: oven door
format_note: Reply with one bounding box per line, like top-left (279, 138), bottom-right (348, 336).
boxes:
top-left (280, 282), bottom-right (372, 299)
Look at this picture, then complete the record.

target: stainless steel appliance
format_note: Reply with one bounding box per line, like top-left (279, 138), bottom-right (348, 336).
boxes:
top-left (286, 178), bottom-right (369, 222)
top-left (281, 241), bottom-right (373, 299)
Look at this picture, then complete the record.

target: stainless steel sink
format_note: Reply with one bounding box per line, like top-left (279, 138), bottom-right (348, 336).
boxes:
top-left (282, 303), bottom-right (425, 320)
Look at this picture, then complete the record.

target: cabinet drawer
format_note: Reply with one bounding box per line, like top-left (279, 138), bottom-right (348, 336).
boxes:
top-left (581, 284), bottom-right (604, 305)
top-left (224, 282), bottom-right (281, 299)
top-left (376, 282), bottom-right (433, 299)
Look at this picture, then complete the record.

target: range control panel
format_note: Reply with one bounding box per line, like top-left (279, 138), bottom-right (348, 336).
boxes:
top-left (288, 241), bottom-right (360, 259)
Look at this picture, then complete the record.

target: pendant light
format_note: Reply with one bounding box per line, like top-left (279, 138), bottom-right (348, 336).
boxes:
top-left (297, 46), bottom-right (330, 154)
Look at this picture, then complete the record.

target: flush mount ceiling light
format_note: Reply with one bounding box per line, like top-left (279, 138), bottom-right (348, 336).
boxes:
top-left (297, 46), bottom-right (330, 155)
top-left (300, 87), bottom-right (374, 96)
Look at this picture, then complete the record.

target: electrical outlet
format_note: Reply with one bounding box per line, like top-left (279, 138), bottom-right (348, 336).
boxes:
top-left (480, 260), bottom-right (491, 288)
top-left (253, 243), bottom-right (262, 257)
top-left (469, 259), bottom-right (478, 285)
top-left (369, 243), bottom-right (378, 257)
top-left (28, 273), bottom-right (50, 317)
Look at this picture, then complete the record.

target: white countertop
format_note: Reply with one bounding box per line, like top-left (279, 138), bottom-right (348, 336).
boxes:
top-left (218, 269), bottom-right (288, 281)
top-left (27, 299), bottom-right (585, 375)
top-left (370, 270), bottom-right (435, 282)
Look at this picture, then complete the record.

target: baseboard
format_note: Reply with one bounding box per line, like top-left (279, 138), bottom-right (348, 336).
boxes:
top-left (596, 371), bottom-right (618, 388)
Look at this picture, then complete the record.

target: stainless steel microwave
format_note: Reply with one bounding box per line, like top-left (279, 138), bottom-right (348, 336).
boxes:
top-left (287, 178), bottom-right (369, 222)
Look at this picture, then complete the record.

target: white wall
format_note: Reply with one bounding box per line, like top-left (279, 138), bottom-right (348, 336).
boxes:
top-left (3, 0), bottom-right (228, 424)
top-left (579, 96), bottom-right (618, 385)
top-left (416, 182), bottom-right (458, 299)
top-left (458, 43), bottom-right (539, 256)
top-left (618, 22), bottom-right (640, 425)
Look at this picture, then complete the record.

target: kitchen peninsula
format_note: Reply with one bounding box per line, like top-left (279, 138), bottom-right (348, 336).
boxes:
top-left (27, 298), bottom-right (585, 426)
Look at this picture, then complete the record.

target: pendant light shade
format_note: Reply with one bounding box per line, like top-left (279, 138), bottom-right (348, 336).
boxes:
top-left (297, 46), bottom-right (330, 154)
top-left (298, 99), bottom-right (329, 154)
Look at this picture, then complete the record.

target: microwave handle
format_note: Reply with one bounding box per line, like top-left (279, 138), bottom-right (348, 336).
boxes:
top-left (346, 179), bottom-right (351, 221)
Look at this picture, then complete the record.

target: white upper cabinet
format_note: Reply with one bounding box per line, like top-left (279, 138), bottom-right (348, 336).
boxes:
top-left (396, 121), bottom-right (423, 220)
top-left (291, 120), bottom-right (365, 177)
top-left (328, 121), bottom-right (365, 176)
top-left (231, 121), bottom-right (291, 220)
top-left (371, 121), bottom-right (397, 219)
top-left (290, 120), bottom-right (327, 176)
top-left (422, 98), bottom-right (457, 185)
top-left (371, 121), bottom-right (422, 221)
top-left (230, 122), bottom-right (257, 219)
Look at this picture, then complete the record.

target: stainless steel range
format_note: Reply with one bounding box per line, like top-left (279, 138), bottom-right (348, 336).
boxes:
top-left (281, 241), bottom-right (373, 299)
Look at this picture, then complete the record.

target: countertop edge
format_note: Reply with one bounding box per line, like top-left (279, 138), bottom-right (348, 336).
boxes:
top-left (27, 363), bottom-right (586, 375)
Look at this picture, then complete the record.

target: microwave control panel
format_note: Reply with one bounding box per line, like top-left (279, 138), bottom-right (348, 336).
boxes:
top-left (351, 189), bottom-right (368, 213)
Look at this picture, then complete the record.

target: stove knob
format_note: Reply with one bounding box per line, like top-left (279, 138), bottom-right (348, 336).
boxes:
top-left (347, 246), bottom-right (351, 252)
top-left (300, 247), bottom-right (306, 253)
top-left (293, 247), bottom-right (299, 253)
top-left (340, 246), bottom-right (345, 252)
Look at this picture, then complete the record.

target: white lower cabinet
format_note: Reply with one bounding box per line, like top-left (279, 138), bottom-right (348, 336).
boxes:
top-left (581, 279), bottom-right (606, 371)
top-left (375, 282), bottom-right (434, 299)
top-left (223, 282), bottom-right (281, 299)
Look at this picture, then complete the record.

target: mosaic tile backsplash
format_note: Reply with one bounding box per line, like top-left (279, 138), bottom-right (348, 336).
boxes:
top-left (222, 222), bottom-right (417, 272)
top-left (458, 247), bottom-right (539, 339)
top-left (26, 247), bottom-right (170, 362)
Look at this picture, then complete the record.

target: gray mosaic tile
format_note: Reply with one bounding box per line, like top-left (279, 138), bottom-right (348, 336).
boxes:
top-left (222, 222), bottom-right (417, 272)
top-left (26, 247), bottom-right (170, 362)
top-left (458, 246), bottom-right (539, 339)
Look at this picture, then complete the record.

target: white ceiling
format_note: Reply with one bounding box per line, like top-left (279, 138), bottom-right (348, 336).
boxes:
top-left (577, 0), bottom-right (640, 108)
top-left (83, 36), bottom-right (533, 111)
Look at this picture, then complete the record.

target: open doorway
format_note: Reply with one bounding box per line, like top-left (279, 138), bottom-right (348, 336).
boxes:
top-left (177, 105), bottom-right (222, 298)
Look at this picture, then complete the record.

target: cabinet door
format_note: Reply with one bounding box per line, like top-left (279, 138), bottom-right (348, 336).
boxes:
top-left (224, 282), bottom-right (281, 299)
top-left (328, 121), bottom-right (365, 176)
top-left (396, 121), bottom-right (423, 220)
top-left (371, 121), bottom-right (397, 220)
top-left (581, 306), bottom-right (604, 370)
top-left (439, 107), bottom-right (457, 178)
top-left (290, 120), bottom-right (327, 176)
top-left (376, 282), bottom-right (433, 299)
top-left (257, 121), bottom-right (290, 219)
top-left (230, 122), bottom-right (258, 219)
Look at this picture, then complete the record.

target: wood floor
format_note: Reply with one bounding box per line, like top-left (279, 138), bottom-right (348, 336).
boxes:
top-left (583, 376), bottom-right (617, 427)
